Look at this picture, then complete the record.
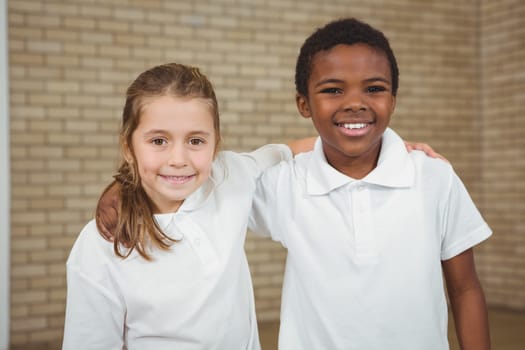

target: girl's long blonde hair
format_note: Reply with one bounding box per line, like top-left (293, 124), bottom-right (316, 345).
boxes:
top-left (96, 63), bottom-right (220, 260)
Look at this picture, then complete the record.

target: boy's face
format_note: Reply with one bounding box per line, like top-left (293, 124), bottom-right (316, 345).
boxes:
top-left (297, 43), bottom-right (396, 177)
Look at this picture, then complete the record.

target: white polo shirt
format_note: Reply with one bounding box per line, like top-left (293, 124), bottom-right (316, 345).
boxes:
top-left (250, 128), bottom-right (492, 350)
top-left (63, 145), bottom-right (292, 350)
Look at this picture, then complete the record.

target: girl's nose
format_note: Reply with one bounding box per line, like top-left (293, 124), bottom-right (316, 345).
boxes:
top-left (168, 146), bottom-right (188, 168)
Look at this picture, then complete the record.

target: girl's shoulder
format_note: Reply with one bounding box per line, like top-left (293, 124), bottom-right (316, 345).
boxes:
top-left (67, 219), bottom-right (116, 269)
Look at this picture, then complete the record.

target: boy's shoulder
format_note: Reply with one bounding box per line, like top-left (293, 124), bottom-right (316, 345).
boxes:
top-left (406, 150), bottom-right (460, 193)
top-left (409, 150), bottom-right (454, 175)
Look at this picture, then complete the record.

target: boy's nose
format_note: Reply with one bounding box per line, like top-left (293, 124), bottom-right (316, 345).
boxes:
top-left (342, 93), bottom-right (367, 112)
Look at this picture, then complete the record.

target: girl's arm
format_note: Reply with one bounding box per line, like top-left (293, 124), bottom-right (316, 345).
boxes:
top-left (404, 141), bottom-right (448, 162)
top-left (63, 223), bottom-right (126, 349)
top-left (97, 140), bottom-right (445, 240)
top-left (63, 266), bottom-right (126, 349)
top-left (442, 248), bottom-right (491, 350)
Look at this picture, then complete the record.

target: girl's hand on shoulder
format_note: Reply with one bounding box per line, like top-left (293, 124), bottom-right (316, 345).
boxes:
top-left (404, 141), bottom-right (449, 163)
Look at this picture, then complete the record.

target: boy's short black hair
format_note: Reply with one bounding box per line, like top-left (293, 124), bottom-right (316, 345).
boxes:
top-left (295, 18), bottom-right (399, 97)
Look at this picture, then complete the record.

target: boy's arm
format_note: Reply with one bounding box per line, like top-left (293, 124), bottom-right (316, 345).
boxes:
top-left (442, 248), bottom-right (491, 350)
top-left (287, 136), bottom-right (446, 160)
top-left (96, 181), bottom-right (120, 241)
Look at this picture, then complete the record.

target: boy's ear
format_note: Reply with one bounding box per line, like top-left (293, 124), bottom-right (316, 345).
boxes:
top-left (296, 93), bottom-right (312, 119)
top-left (390, 95), bottom-right (397, 114)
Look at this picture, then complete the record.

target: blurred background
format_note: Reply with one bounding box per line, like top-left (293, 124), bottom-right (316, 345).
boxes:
top-left (1, 0), bottom-right (524, 349)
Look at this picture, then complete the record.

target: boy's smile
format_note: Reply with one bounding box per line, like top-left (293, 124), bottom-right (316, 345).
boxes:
top-left (296, 43), bottom-right (396, 179)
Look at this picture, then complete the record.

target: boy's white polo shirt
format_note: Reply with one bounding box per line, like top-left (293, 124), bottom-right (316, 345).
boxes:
top-left (250, 128), bottom-right (492, 350)
top-left (63, 144), bottom-right (292, 350)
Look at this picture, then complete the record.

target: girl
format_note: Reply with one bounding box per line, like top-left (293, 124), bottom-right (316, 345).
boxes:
top-left (62, 63), bottom-right (298, 350)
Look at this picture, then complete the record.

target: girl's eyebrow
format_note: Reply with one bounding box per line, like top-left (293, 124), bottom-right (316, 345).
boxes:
top-left (188, 130), bottom-right (212, 137)
top-left (142, 129), bottom-right (168, 137)
top-left (142, 129), bottom-right (212, 137)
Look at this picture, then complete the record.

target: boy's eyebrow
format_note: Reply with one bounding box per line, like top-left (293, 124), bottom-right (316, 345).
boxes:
top-left (313, 78), bottom-right (344, 87)
top-left (314, 76), bottom-right (392, 87)
top-left (363, 77), bottom-right (391, 85)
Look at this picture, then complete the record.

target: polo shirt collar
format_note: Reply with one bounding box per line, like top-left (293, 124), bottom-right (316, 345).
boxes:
top-left (306, 128), bottom-right (415, 195)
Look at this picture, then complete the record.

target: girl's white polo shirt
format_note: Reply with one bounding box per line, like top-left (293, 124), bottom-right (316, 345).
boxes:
top-left (63, 144), bottom-right (292, 350)
top-left (250, 128), bottom-right (492, 350)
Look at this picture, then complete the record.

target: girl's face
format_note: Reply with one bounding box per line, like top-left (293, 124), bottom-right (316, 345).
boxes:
top-left (127, 95), bottom-right (217, 213)
top-left (297, 43), bottom-right (396, 178)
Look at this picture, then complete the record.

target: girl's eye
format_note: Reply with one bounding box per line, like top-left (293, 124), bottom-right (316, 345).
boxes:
top-left (320, 87), bottom-right (342, 94)
top-left (152, 138), bottom-right (167, 146)
top-left (189, 138), bottom-right (205, 146)
top-left (367, 86), bottom-right (387, 93)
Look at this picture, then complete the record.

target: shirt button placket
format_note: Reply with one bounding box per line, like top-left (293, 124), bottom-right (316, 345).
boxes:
top-left (352, 182), bottom-right (376, 263)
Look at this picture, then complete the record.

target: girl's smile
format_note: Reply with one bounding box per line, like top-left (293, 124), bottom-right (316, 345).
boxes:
top-left (159, 174), bottom-right (196, 185)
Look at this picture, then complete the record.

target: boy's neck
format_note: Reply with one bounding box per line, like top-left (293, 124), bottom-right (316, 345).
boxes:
top-left (332, 160), bottom-right (378, 180)
top-left (322, 143), bottom-right (382, 180)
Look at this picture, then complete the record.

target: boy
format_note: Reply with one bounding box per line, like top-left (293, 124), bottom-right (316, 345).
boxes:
top-left (249, 18), bottom-right (491, 349)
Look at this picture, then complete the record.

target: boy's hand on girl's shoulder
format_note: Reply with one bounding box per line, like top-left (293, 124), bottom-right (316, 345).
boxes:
top-left (96, 181), bottom-right (121, 241)
top-left (404, 141), bottom-right (449, 163)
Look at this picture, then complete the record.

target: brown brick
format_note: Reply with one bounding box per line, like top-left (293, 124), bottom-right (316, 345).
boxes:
top-left (8, 1), bottom-right (525, 348)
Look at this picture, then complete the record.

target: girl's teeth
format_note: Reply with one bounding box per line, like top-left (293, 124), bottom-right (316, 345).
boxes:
top-left (342, 123), bottom-right (367, 129)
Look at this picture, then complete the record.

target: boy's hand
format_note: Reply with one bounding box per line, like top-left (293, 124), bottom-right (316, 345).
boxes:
top-left (404, 141), bottom-right (448, 163)
top-left (96, 181), bottom-right (120, 241)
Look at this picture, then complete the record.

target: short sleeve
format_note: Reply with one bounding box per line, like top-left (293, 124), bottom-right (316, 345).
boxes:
top-left (62, 221), bottom-right (126, 349)
top-left (441, 172), bottom-right (492, 260)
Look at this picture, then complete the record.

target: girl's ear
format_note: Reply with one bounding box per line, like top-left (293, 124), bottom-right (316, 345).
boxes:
top-left (296, 93), bottom-right (312, 119)
top-left (122, 140), bottom-right (134, 164)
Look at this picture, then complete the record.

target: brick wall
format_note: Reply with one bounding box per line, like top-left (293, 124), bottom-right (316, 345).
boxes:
top-left (478, 0), bottom-right (525, 309)
top-left (7, 0), bottom-right (524, 348)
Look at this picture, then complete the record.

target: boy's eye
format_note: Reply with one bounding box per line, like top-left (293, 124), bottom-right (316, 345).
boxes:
top-left (367, 86), bottom-right (387, 93)
top-left (320, 87), bottom-right (342, 94)
top-left (151, 138), bottom-right (167, 146)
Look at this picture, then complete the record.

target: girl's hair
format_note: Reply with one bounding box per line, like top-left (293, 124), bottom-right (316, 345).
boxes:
top-left (96, 63), bottom-right (220, 260)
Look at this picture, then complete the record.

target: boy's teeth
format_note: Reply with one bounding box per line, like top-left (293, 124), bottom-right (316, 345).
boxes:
top-left (341, 123), bottom-right (367, 129)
